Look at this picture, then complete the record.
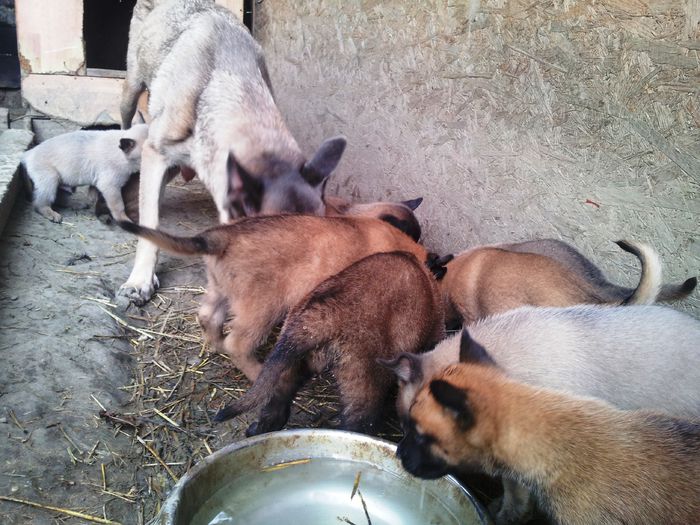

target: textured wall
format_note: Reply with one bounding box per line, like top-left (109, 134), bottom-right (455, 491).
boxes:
top-left (256, 0), bottom-right (699, 313)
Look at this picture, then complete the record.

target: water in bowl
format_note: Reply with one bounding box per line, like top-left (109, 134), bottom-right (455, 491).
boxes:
top-left (190, 457), bottom-right (469, 525)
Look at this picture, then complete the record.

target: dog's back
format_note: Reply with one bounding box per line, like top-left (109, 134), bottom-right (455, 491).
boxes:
top-left (400, 304), bottom-right (700, 419)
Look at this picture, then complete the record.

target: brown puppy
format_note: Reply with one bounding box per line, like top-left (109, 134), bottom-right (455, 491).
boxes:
top-left (214, 251), bottom-right (445, 435)
top-left (119, 215), bottom-right (435, 380)
top-left (441, 239), bottom-right (696, 325)
top-left (398, 346), bottom-right (700, 525)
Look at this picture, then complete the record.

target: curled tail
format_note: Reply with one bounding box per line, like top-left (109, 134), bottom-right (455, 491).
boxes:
top-left (118, 221), bottom-right (226, 256)
top-left (213, 336), bottom-right (306, 423)
top-left (614, 240), bottom-right (698, 304)
top-left (615, 240), bottom-right (662, 305)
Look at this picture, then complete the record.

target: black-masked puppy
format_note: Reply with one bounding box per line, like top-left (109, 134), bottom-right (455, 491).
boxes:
top-left (383, 304), bottom-right (700, 524)
top-left (213, 251), bottom-right (445, 435)
top-left (399, 352), bottom-right (700, 525)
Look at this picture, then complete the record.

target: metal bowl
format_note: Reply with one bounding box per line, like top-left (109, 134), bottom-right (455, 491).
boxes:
top-left (151, 429), bottom-right (490, 525)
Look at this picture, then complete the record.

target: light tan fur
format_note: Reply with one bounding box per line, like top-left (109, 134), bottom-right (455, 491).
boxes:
top-left (405, 363), bottom-right (700, 525)
top-left (440, 240), bottom-right (695, 325)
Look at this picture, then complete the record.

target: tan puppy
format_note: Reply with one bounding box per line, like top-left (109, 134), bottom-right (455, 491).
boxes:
top-left (384, 303), bottom-right (700, 524)
top-left (214, 251), bottom-right (444, 435)
top-left (441, 239), bottom-right (696, 325)
top-left (119, 215), bottom-right (435, 380)
top-left (398, 353), bottom-right (700, 525)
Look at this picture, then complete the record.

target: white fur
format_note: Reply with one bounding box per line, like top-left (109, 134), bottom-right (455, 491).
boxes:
top-left (21, 125), bottom-right (149, 223)
top-left (404, 304), bottom-right (700, 419)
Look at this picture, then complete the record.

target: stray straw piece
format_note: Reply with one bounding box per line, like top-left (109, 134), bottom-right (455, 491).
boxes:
top-left (0, 495), bottom-right (121, 524)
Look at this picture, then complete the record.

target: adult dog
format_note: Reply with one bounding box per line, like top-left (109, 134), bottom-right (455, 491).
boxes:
top-left (118, 0), bottom-right (346, 305)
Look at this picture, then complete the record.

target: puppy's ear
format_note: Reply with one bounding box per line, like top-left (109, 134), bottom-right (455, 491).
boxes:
top-left (301, 136), bottom-right (347, 187)
top-left (459, 329), bottom-right (495, 366)
top-left (119, 138), bottom-right (136, 153)
top-left (402, 197), bottom-right (423, 210)
top-left (228, 152), bottom-right (263, 215)
top-left (377, 352), bottom-right (423, 384)
top-left (430, 380), bottom-right (474, 429)
top-left (426, 253), bottom-right (453, 280)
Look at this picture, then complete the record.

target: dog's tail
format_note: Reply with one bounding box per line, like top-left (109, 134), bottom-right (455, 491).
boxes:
top-left (18, 160), bottom-right (34, 202)
top-left (616, 240), bottom-right (662, 305)
top-left (615, 240), bottom-right (698, 304)
top-left (213, 335), bottom-right (308, 423)
top-left (118, 221), bottom-right (227, 256)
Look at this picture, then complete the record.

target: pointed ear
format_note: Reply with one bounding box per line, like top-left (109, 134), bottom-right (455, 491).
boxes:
top-left (377, 352), bottom-right (423, 384)
top-left (459, 329), bottom-right (495, 366)
top-left (430, 380), bottom-right (474, 429)
top-left (301, 136), bottom-right (347, 186)
top-left (402, 197), bottom-right (423, 211)
top-left (228, 152), bottom-right (263, 214)
top-left (119, 138), bottom-right (136, 153)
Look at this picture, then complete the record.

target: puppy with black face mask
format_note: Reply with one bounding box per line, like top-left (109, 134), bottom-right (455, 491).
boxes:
top-left (398, 343), bottom-right (700, 525)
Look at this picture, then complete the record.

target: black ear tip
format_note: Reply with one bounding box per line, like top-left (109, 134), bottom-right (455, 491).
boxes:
top-left (401, 197), bottom-right (423, 210)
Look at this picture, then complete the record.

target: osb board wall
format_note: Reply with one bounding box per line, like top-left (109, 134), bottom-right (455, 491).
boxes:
top-left (255, 0), bottom-right (700, 314)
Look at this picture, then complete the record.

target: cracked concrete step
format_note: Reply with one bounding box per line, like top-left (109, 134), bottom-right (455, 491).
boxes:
top-left (0, 127), bottom-right (35, 235)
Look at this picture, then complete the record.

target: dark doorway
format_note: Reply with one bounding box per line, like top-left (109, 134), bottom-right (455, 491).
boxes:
top-left (83, 0), bottom-right (136, 72)
top-left (0, 0), bottom-right (20, 89)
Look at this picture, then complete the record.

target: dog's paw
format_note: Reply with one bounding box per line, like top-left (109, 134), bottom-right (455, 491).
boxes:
top-left (245, 421), bottom-right (260, 437)
top-left (37, 208), bottom-right (63, 223)
top-left (116, 274), bottom-right (160, 309)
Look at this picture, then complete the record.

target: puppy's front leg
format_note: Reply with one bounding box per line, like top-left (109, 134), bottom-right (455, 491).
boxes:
top-left (491, 478), bottom-right (535, 525)
top-left (97, 181), bottom-right (129, 223)
top-left (117, 142), bottom-right (169, 306)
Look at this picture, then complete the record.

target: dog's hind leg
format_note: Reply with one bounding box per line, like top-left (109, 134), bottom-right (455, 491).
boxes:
top-left (117, 141), bottom-right (169, 306)
top-left (220, 308), bottom-right (282, 381)
top-left (336, 357), bottom-right (390, 435)
top-left (245, 360), bottom-right (311, 437)
top-left (120, 75), bottom-right (143, 130)
top-left (198, 290), bottom-right (228, 351)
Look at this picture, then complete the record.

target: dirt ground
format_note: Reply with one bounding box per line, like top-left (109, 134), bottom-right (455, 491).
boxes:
top-left (0, 179), bottom-right (224, 524)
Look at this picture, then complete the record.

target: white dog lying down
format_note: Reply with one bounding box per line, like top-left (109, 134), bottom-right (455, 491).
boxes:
top-left (21, 125), bottom-right (149, 223)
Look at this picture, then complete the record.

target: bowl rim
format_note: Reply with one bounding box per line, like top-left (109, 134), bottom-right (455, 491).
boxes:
top-left (153, 428), bottom-right (491, 525)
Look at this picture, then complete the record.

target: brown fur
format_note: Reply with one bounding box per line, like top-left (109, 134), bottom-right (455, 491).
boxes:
top-left (213, 251), bottom-right (445, 435)
top-left (400, 362), bottom-right (700, 525)
top-left (119, 215), bottom-right (431, 380)
top-left (441, 241), bottom-right (695, 325)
